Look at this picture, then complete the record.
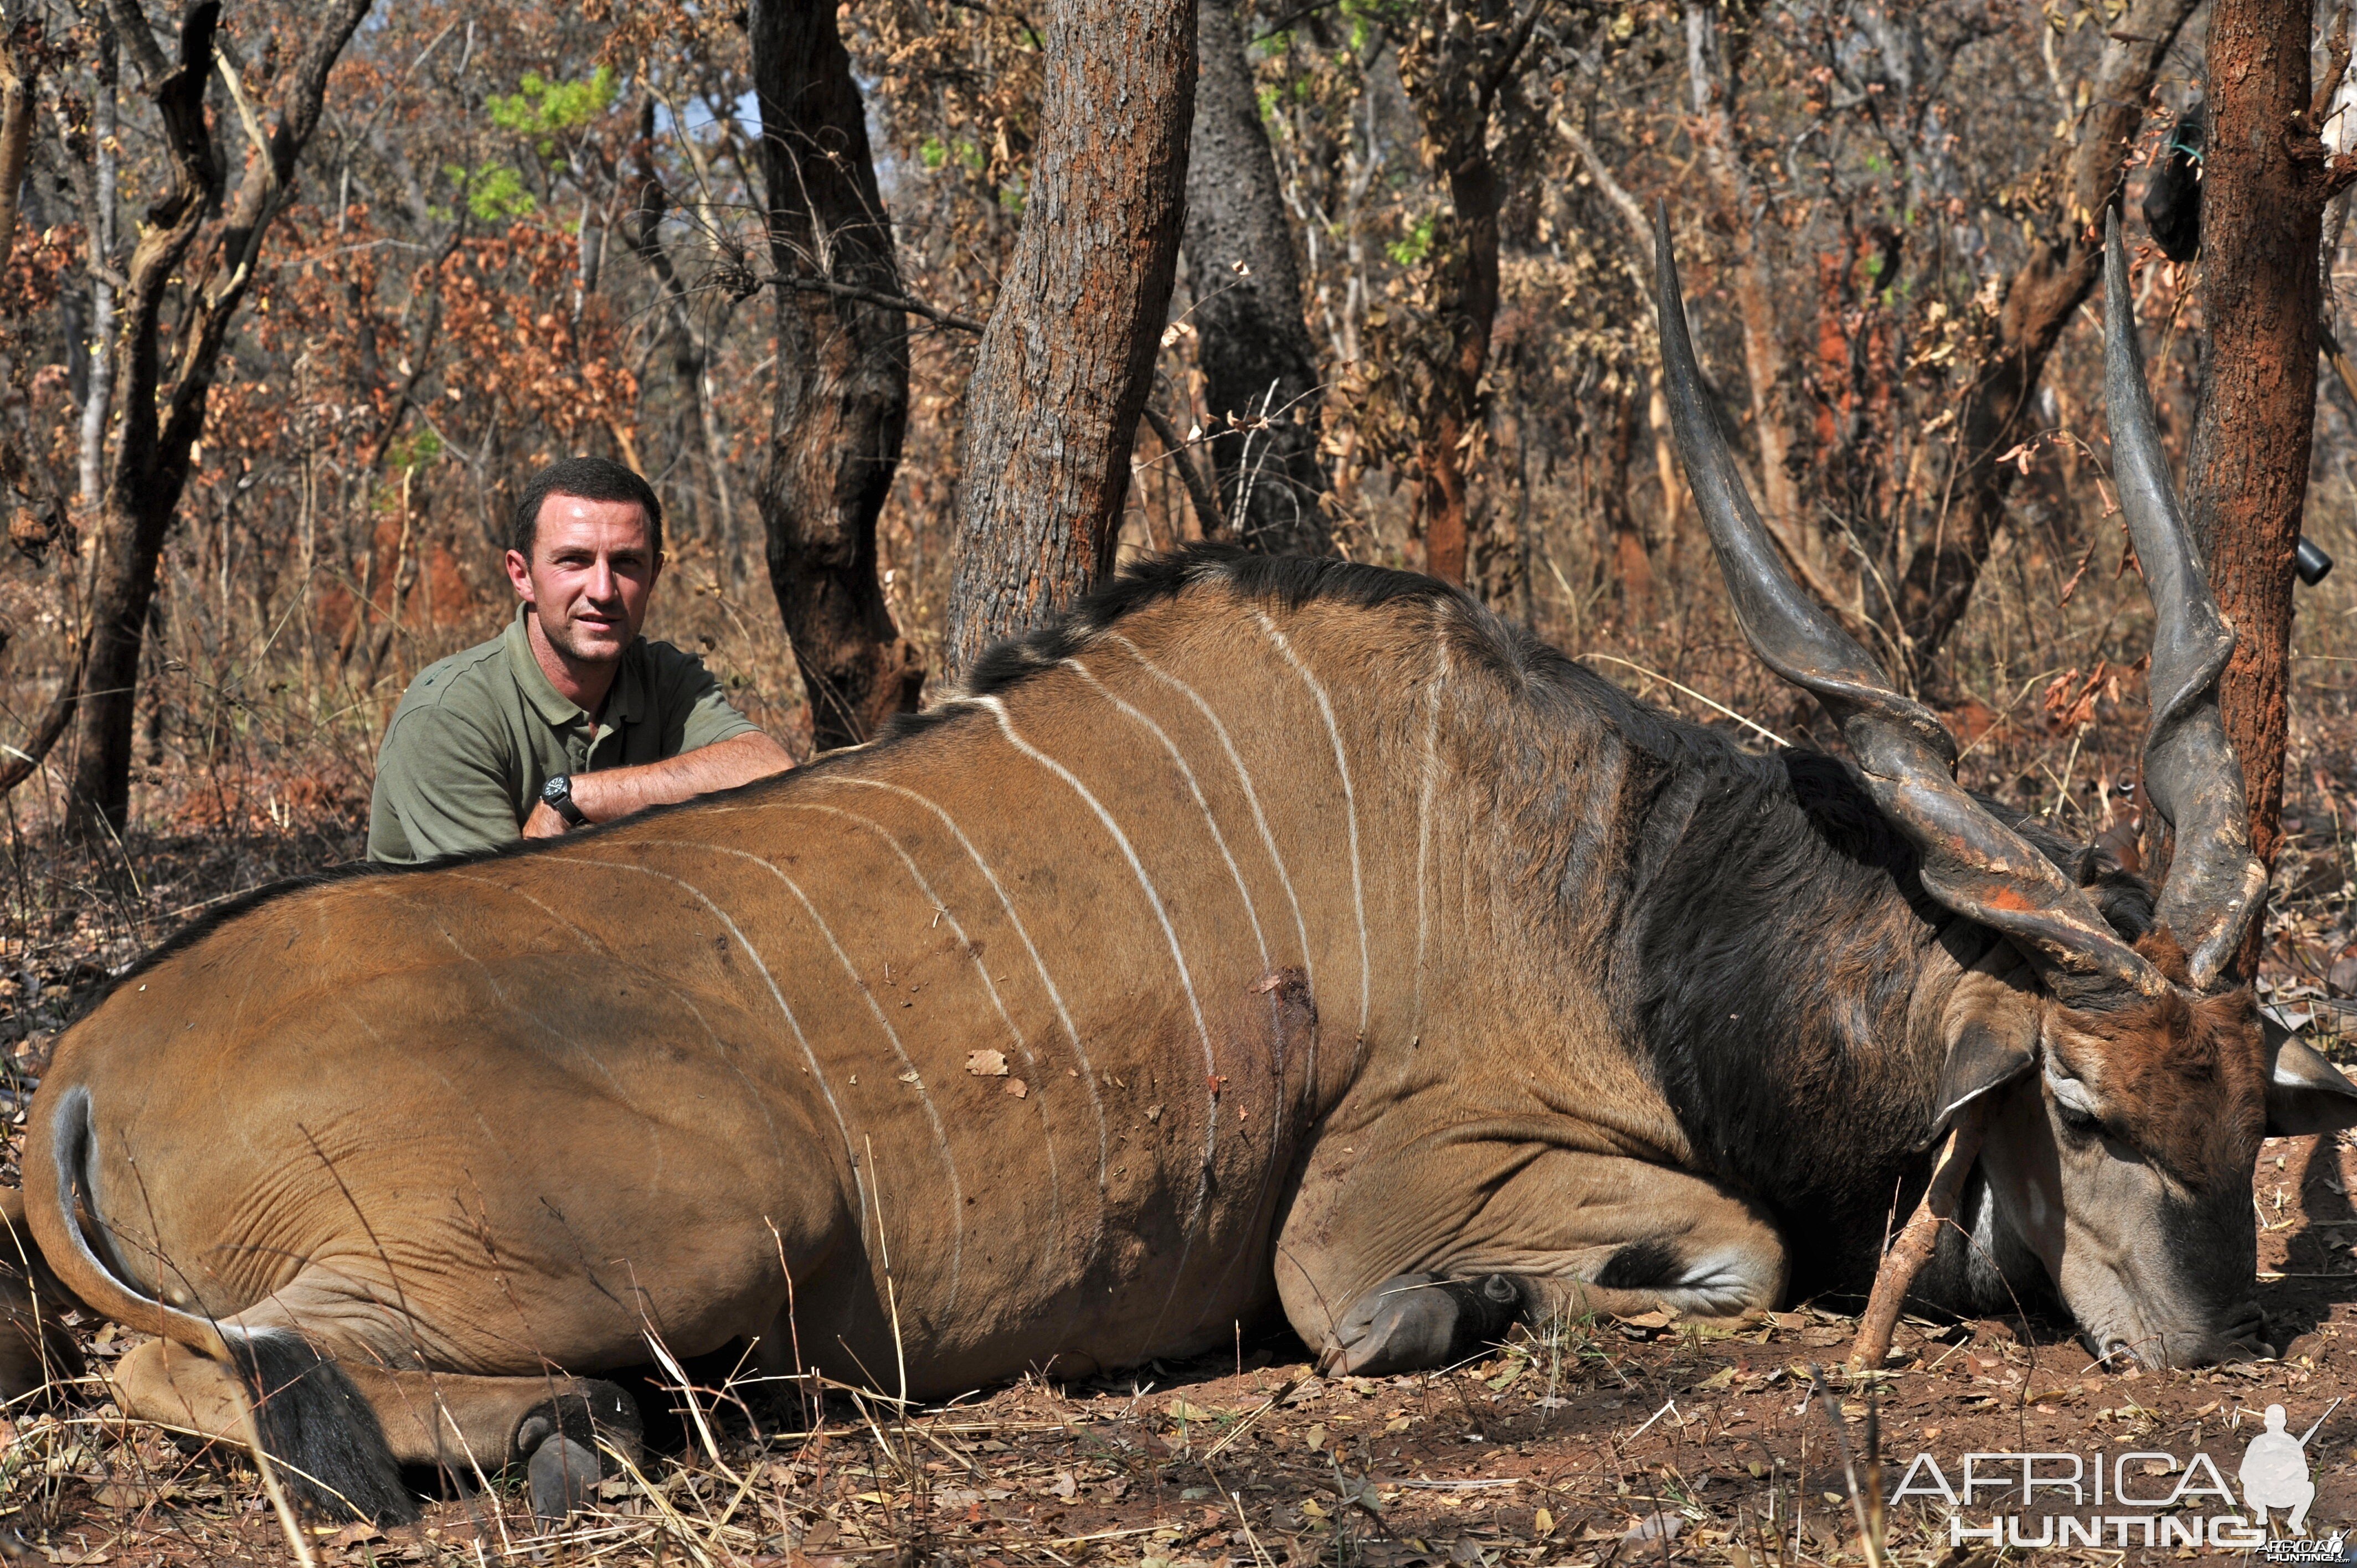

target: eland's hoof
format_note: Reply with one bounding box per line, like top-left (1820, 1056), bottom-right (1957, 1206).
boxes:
top-left (527, 1433), bottom-right (601, 1524)
top-left (1325, 1272), bottom-right (1521, 1376)
top-left (513, 1381), bottom-right (641, 1525)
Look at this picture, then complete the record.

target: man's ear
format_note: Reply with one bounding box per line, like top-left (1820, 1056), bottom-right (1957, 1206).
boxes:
top-left (1929, 1018), bottom-right (2036, 1144)
top-left (2264, 1017), bottom-right (2357, 1137)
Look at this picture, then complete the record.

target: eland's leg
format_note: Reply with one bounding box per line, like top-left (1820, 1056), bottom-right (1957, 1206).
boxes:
top-left (1274, 1142), bottom-right (1787, 1375)
top-left (111, 1338), bottom-right (642, 1523)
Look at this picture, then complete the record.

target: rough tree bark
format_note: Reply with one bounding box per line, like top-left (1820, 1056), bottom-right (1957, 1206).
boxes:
top-left (1601, 388), bottom-right (1650, 606)
top-left (748, 0), bottom-right (924, 751)
top-left (1398, 1), bottom-right (1544, 587)
top-left (943, 0), bottom-right (1195, 679)
top-left (1891, 0), bottom-right (2199, 673)
top-left (0, 12), bottom-right (79, 798)
top-left (1183, 0), bottom-right (1328, 555)
top-left (66, 0), bottom-right (375, 835)
top-left (0, 435), bottom-right (78, 800)
top-left (2183, 0), bottom-right (2351, 975)
top-left (0, 14), bottom-right (35, 270)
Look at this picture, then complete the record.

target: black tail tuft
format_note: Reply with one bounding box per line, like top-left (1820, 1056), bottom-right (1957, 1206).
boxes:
top-left (227, 1332), bottom-right (417, 1525)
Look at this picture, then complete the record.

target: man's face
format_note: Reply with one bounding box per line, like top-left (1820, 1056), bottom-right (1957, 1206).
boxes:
top-left (504, 493), bottom-right (661, 667)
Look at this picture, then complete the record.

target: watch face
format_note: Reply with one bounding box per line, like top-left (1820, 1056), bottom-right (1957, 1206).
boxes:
top-left (543, 775), bottom-right (567, 802)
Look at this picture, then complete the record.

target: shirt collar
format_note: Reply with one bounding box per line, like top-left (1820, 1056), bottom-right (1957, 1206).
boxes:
top-left (503, 604), bottom-right (647, 731)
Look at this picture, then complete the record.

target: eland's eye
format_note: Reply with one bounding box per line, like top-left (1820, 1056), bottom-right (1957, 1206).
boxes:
top-left (2050, 1074), bottom-right (2104, 1133)
top-left (2046, 1075), bottom-right (2102, 1127)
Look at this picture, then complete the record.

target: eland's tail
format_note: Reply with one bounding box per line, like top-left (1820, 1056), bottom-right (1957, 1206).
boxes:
top-left (25, 1084), bottom-right (414, 1523)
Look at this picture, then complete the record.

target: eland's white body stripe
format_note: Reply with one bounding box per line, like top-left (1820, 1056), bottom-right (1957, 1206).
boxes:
top-left (676, 841), bottom-right (970, 1311)
top-left (554, 857), bottom-right (871, 1241)
top-left (1254, 612), bottom-right (1371, 1037)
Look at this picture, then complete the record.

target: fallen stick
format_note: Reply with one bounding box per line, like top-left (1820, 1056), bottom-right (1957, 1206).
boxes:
top-left (1848, 1103), bottom-right (1989, 1370)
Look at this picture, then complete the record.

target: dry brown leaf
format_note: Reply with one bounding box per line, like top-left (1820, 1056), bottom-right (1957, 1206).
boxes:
top-left (1004, 1077), bottom-right (1028, 1098)
top-left (966, 1050), bottom-right (1009, 1077)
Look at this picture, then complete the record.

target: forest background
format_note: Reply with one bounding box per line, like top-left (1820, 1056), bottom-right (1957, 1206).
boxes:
top-left (0, 0), bottom-right (2353, 1023)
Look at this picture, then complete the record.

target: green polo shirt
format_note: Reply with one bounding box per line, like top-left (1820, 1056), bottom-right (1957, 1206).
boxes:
top-left (366, 606), bottom-right (760, 864)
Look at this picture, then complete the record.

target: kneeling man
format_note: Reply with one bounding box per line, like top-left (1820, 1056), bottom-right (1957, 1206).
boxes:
top-left (368, 456), bottom-right (794, 864)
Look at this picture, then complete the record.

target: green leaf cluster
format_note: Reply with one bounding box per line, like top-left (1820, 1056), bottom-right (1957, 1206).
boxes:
top-left (1386, 212), bottom-right (1437, 267)
top-left (442, 161), bottom-right (538, 222)
top-left (488, 65), bottom-right (619, 161)
top-left (918, 135), bottom-right (986, 174)
top-left (1341, 0), bottom-right (1413, 53)
top-left (389, 428), bottom-right (444, 472)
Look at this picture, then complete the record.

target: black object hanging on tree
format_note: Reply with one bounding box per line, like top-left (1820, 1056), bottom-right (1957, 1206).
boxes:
top-left (2297, 536), bottom-right (2334, 586)
top-left (2143, 102), bottom-right (2204, 263)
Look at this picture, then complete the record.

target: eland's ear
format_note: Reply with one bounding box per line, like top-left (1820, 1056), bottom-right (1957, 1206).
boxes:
top-left (2265, 1017), bottom-right (2357, 1137)
top-left (1929, 1017), bottom-right (2036, 1144)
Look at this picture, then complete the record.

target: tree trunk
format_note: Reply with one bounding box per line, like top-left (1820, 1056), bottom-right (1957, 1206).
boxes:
top-left (1183, 0), bottom-right (1328, 555)
top-left (2183, 0), bottom-right (2339, 975)
top-left (1397, 2), bottom-right (1542, 589)
top-left (79, 24), bottom-right (117, 509)
top-left (749, 0), bottom-right (924, 751)
top-left (1603, 386), bottom-right (1650, 607)
top-left (943, 0), bottom-right (1195, 680)
top-left (1891, 0), bottom-right (2199, 673)
top-left (0, 17), bottom-right (35, 271)
top-left (66, 0), bottom-right (375, 835)
top-left (1416, 136), bottom-right (1500, 589)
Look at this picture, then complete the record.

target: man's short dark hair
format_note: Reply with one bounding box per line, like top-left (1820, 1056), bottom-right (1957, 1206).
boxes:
top-left (511, 456), bottom-right (663, 560)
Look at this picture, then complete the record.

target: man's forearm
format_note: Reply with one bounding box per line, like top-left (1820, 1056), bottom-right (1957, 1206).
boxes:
top-left (570, 732), bottom-right (794, 822)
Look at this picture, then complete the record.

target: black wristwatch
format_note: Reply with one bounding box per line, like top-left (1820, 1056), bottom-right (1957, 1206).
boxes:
top-left (540, 773), bottom-right (589, 829)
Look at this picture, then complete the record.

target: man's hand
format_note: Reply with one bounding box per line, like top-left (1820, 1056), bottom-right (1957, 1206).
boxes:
top-left (545, 732), bottom-right (794, 832)
top-left (522, 801), bottom-right (572, 839)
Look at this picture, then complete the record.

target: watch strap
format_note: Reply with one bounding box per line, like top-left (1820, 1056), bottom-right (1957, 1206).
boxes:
top-left (544, 775), bottom-right (589, 828)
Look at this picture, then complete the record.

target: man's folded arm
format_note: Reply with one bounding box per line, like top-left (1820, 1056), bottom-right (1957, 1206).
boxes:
top-left (556, 731), bottom-right (794, 826)
top-left (533, 649), bottom-right (792, 831)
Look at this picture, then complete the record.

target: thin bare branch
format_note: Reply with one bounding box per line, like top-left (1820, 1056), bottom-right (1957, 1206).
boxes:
top-left (1140, 403), bottom-right (1226, 541)
top-left (764, 271), bottom-right (985, 334)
